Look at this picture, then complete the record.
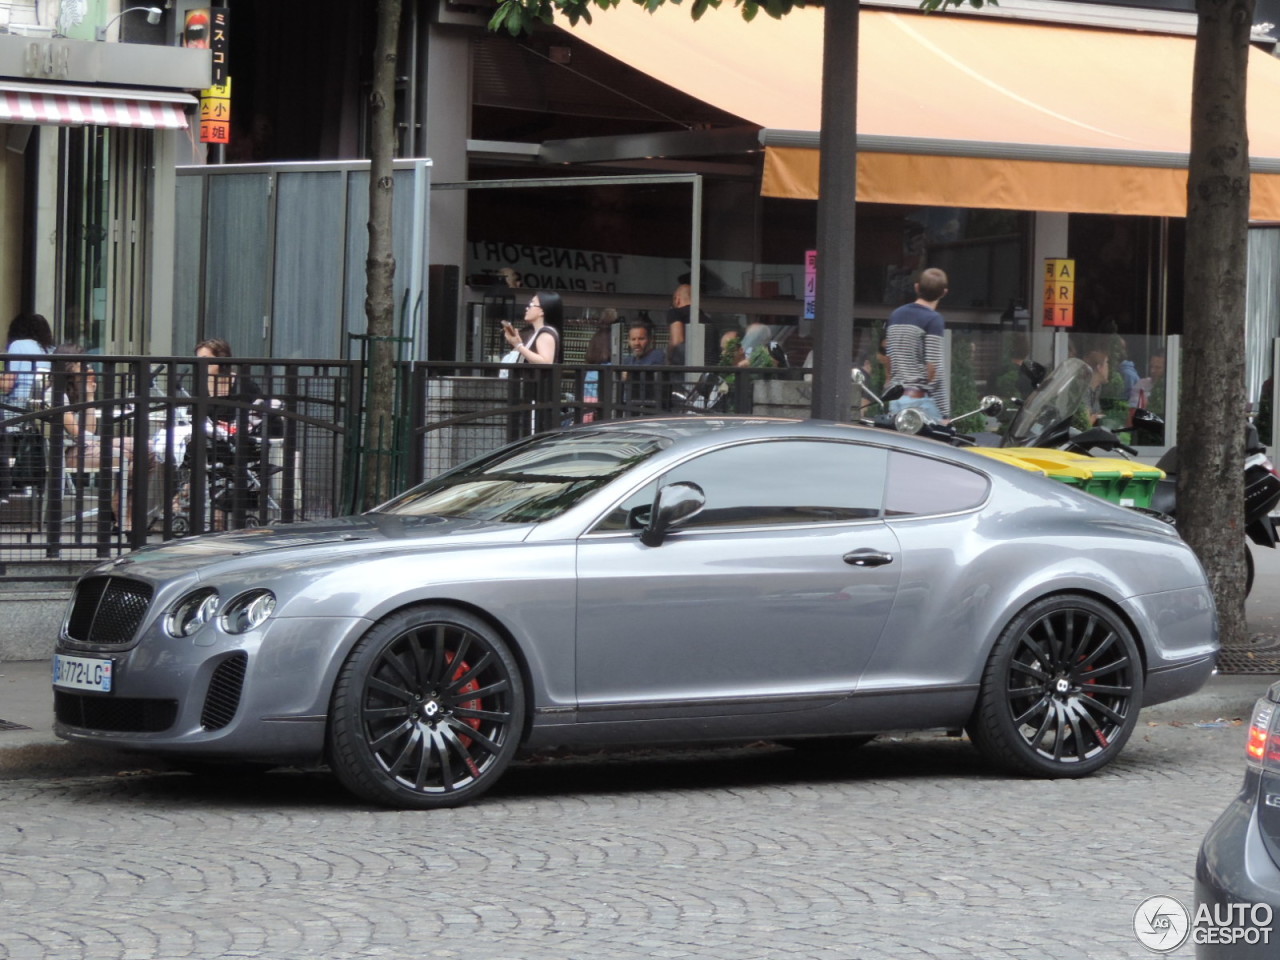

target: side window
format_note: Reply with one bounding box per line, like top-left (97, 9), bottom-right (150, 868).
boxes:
top-left (595, 479), bottom-right (659, 532)
top-left (595, 439), bottom-right (888, 532)
top-left (884, 450), bottom-right (989, 517)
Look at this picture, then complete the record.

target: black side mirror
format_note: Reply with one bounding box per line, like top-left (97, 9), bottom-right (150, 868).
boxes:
top-left (640, 481), bottom-right (706, 547)
top-left (1021, 359), bottom-right (1047, 390)
top-left (881, 383), bottom-right (905, 403)
top-left (1130, 408), bottom-right (1164, 429)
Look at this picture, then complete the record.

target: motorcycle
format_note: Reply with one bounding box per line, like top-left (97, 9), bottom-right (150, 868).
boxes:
top-left (850, 370), bottom-right (1004, 446)
top-left (998, 357), bottom-right (1280, 595)
top-left (859, 357), bottom-right (1280, 595)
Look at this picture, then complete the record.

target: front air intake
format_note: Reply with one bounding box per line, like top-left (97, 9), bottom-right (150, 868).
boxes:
top-left (201, 653), bottom-right (248, 730)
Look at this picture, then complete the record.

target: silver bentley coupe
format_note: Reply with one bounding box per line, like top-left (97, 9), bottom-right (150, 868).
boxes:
top-left (52, 417), bottom-right (1218, 809)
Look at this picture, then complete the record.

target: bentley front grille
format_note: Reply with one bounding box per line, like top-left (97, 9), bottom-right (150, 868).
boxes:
top-left (65, 576), bottom-right (154, 646)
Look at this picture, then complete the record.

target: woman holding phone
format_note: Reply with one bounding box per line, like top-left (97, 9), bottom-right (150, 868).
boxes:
top-left (502, 291), bottom-right (563, 364)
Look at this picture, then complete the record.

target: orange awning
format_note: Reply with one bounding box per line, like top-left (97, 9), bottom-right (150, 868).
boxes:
top-left (564, 5), bottom-right (1280, 219)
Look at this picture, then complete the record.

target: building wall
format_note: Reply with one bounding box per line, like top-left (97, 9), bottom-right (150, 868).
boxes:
top-left (0, 125), bottom-right (23, 327)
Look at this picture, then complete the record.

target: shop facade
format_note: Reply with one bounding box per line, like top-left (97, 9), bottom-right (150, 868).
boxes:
top-left (174, 0), bottom-right (1280, 439)
top-left (0, 1), bottom-right (208, 354)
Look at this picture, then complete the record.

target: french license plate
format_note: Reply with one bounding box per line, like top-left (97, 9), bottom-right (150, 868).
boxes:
top-left (52, 654), bottom-right (113, 693)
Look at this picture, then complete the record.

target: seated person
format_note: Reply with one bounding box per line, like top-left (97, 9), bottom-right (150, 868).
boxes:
top-left (51, 344), bottom-right (134, 529)
top-left (622, 321), bottom-right (664, 367)
top-left (196, 337), bottom-right (263, 425)
top-left (621, 320), bottom-right (665, 407)
top-left (181, 339), bottom-right (265, 531)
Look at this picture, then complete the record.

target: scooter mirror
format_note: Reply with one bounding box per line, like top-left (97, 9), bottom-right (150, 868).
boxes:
top-left (1131, 408), bottom-right (1165, 429)
top-left (1020, 359), bottom-right (1047, 389)
top-left (850, 368), bottom-right (867, 386)
top-left (894, 407), bottom-right (928, 435)
top-left (980, 395), bottom-right (1004, 417)
top-left (882, 383), bottom-right (905, 403)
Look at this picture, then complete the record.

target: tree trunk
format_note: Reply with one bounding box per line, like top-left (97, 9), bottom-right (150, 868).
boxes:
top-left (1181, 0), bottom-right (1255, 646)
top-left (362, 0), bottom-right (403, 510)
top-left (810, 0), bottom-right (858, 421)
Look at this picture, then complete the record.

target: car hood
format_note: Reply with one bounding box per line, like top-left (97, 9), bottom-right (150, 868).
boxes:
top-left (98, 514), bottom-right (535, 581)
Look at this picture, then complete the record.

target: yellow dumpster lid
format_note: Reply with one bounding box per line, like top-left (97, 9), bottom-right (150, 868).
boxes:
top-left (969, 449), bottom-right (1048, 476)
top-left (986, 449), bottom-right (1104, 480)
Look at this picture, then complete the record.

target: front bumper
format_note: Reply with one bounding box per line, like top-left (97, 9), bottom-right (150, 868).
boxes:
top-left (54, 614), bottom-right (371, 764)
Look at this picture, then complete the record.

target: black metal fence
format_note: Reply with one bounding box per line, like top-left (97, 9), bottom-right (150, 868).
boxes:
top-left (0, 354), bottom-right (797, 578)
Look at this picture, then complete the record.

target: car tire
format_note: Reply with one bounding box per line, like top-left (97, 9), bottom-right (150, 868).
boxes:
top-left (328, 605), bottom-right (525, 809)
top-left (968, 594), bottom-right (1142, 778)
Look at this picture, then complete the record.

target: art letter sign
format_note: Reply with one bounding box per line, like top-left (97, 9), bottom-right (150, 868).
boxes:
top-left (1043, 258), bottom-right (1076, 328)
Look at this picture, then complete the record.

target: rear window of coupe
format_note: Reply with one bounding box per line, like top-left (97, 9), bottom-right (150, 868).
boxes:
top-left (884, 451), bottom-right (990, 517)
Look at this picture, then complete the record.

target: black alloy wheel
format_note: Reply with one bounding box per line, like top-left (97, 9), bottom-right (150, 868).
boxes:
top-left (328, 605), bottom-right (525, 809)
top-left (968, 595), bottom-right (1142, 778)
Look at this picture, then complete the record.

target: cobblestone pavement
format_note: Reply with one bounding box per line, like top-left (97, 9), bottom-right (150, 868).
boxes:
top-left (0, 713), bottom-right (1259, 960)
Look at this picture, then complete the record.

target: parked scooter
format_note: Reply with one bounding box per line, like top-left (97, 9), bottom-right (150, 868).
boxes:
top-left (1145, 421), bottom-right (1280, 595)
top-left (850, 369), bottom-right (1004, 446)
top-left (998, 357), bottom-right (1280, 596)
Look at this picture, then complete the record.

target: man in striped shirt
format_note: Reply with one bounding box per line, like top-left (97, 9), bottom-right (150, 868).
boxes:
top-left (885, 267), bottom-right (949, 421)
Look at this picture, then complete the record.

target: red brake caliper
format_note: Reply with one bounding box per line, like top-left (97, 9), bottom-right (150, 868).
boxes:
top-left (445, 651), bottom-right (483, 777)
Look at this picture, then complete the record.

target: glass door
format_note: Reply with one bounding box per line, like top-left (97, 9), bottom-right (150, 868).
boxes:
top-left (56, 125), bottom-right (153, 353)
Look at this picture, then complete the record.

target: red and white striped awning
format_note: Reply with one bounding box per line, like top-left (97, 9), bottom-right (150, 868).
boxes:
top-left (0, 81), bottom-right (193, 130)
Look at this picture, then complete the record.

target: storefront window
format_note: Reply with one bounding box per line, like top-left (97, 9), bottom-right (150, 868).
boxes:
top-left (759, 199), bottom-right (1027, 314)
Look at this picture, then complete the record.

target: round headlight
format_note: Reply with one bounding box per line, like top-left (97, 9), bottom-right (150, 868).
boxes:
top-left (220, 590), bottom-right (276, 634)
top-left (166, 589), bottom-right (220, 638)
top-left (894, 407), bottom-right (928, 435)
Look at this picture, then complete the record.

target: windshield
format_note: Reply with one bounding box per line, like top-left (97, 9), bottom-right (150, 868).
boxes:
top-left (377, 429), bottom-right (672, 523)
top-left (1003, 358), bottom-right (1093, 447)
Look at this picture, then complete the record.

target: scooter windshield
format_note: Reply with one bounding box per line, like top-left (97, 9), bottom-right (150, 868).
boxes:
top-left (1002, 358), bottom-right (1094, 447)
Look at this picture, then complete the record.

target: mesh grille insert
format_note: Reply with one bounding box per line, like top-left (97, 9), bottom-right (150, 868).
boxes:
top-left (55, 691), bottom-right (177, 733)
top-left (201, 653), bottom-right (248, 731)
top-left (65, 577), bottom-right (154, 646)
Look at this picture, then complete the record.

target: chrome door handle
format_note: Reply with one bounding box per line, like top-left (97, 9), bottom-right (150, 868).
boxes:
top-left (843, 549), bottom-right (893, 567)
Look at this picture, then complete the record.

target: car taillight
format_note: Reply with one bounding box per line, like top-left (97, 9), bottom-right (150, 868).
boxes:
top-left (1247, 698), bottom-right (1280, 768)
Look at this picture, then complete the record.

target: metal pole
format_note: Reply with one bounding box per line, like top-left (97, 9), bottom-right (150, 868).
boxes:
top-left (811, 1), bottom-right (859, 421)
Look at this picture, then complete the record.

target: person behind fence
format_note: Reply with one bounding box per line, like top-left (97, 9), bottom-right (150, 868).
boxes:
top-left (624, 319), bottom-right (664, 367)
top-left (663, 281), bottom-right (712, 365)
top-left (885, 267), bottom-right (949, 421)
top-left (621, 319), bottom-right (665, 407)
top-left (501, 291), bottom-right (563, 364)
top-left (1083, 348), bottom-right (1110, 426)
top-left (501, 292), bottom-right (563, 432)
top-left (581, 319), bottom-right (615, 421)
top-left (0, 314), bottom-right (55, 501)
top-left (196, 337), bottom-right (263, 422)
top-left (183, 338), bottom-right (266, 530)
top-left (50, 344), bottom-right (134, 530)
